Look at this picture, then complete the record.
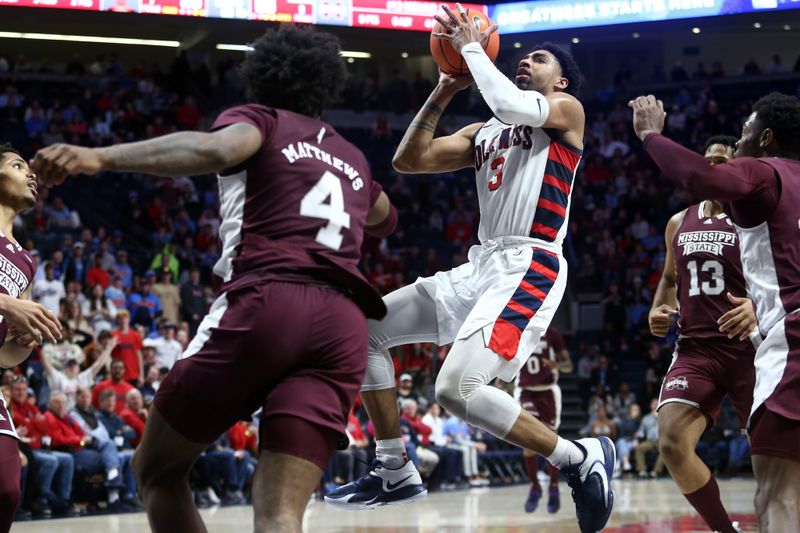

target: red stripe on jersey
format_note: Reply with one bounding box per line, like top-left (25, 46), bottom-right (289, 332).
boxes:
top-left (530, 223), bottom-right (559, 241)
top-left (537, 198), bottom-right (567, 217)
top-left (530, 257), bottom-right (558, 281)
top-left (548, 141), bottom-right (581, 171)
top-left (519, 279), bottom-right (548, 302)
top-left (488, 318), bottom-right (522, 361)
top-left (543, 174), bottom-right (571, 194)
top-left (506, 299), bottom-right (535, 320)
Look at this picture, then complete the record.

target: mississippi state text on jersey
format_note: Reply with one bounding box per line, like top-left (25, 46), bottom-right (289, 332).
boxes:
top-left (474, 120), bottom-right (581, 249)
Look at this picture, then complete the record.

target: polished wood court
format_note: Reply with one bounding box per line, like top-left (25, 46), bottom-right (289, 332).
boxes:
top-left (11, 478), bottom-right (759, 532)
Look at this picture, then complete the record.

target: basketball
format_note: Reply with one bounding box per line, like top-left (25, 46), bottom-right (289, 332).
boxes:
top-left (430, 9), bottom-right (499, 76)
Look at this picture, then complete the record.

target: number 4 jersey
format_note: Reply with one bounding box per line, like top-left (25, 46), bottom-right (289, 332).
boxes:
top-left (209, 104), bottom-right (385, 319)
top-left (674, 201), bottom-right (747, 339)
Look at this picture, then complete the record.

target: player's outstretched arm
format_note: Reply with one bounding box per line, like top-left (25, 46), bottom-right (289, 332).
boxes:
top-left (32, 123), bottom-right (263, 186)
top-left (393, 72), bottom-right (481, 174)
top-left (648, 211), bottom-right (683, 337)
top-left (630, 95), bottom-right (778, 206)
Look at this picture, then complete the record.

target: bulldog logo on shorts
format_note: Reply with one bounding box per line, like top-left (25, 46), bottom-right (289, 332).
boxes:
top-left (665, 376), bottom-right (689, 391)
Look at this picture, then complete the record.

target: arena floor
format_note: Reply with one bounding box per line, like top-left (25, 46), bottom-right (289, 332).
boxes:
top-left (11, 478), bottom-right (758, 532)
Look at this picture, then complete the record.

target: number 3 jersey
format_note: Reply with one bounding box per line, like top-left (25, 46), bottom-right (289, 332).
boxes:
top-left (209, 104), bottom-right (385, 319)
top-left (674, 201), bottom-right (747, 340)
top-left (473, 118), bottom-right (582, 250)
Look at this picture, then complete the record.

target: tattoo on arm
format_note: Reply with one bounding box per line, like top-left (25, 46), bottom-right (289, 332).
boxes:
top-left (410, 121), bottom-right (436, 133)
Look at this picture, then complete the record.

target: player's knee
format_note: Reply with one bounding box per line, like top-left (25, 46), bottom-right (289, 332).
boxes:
top-left (658, 430), bottom-right (687, 464)
top-left (131, 447), bottom-right (180, 490)
top-left (435, 371), bottom-right (466, 418)
top-left (754, 482), bottom-right (770, 517)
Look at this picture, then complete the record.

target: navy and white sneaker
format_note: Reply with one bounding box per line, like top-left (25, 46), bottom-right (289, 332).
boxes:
top-left (561, 437), bottom-right (616, 533)
top-left (324, 459), bottom-right (427, 510)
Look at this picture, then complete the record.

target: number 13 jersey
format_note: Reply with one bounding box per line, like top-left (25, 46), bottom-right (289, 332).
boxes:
top-left (473, 117), bottom-right (582, 250)
top-left (210, 104), bottom-right (385, 319)
top-left (674, 201), bottom-right (748, 339)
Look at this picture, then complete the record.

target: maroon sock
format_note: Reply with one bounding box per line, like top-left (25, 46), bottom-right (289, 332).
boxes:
top-left (524, 455), bottom-right (541, 489)
top-left (684, 477), bottom-right (735, 533)
top-left (548, 463), bottom-right (560, 490)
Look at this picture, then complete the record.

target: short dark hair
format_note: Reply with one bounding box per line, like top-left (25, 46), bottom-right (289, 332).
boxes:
top-left (530, 42), bottom-right (582, 96)
top-left (704, 135), bottom-right (738, 152)
top-left (239, 25), bottom-right (347, 117)
top-left (99, 389), bottom-right (116, 402)
top-left (752, 92), bottom-right (800, 157)
top-left (0, 143), bottom-right (21, 160)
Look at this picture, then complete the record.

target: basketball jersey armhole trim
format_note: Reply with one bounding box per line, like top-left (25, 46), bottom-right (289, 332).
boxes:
top-left (542, 127), bottom-right (583, 155)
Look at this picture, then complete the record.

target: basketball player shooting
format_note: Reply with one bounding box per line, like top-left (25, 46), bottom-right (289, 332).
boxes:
top-left (327, 5), bottom-right (615, 532)
top-left (0, 143), bottom-right (64, 533)
top-left (649, 135), bottom-right (755, 533)
top-left (631, 92), bottom-right (800, 533)
top-left (31, 25), bottom-right (397, 533)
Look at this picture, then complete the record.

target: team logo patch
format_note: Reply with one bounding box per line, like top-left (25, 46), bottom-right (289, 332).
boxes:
top-left (665, 376), bottom-right (689, 391)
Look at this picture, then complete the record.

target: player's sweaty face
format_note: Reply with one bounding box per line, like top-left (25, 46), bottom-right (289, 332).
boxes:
top-left (0, 154), bottom-right (37, 208)
top-left (516, 50), bottom-right (560, 92)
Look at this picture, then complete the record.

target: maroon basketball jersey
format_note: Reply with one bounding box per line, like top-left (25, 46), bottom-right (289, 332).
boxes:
top-left (673, 202), bottom-right (747, 340)
top-left (517, 327), bottom-right (566, 388)
top-left (210, 104), bottom-right (385, 319)
top-left (0, 231), bottom-right (35, 346)
top-left (734, 158), bottom-right (800, 333)
top-left (0, 232), bottom-right (34, 441)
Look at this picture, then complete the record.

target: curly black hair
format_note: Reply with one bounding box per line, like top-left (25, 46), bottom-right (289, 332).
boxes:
top-left (530, 42), bottom-right (582, 96)
top-left (0, 142), bottom-right (20, 159)
top-left (704, 135), bottom-right (738, 152)
top-left (752, 92), bottom-right (800, 157)
top-left (239, 25), bottom-right (347, 118)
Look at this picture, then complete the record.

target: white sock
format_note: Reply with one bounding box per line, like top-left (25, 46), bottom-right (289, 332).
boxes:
top-left (546, 437), bottom-right (585, 470)
top-left (107, 467), bottom-right (119, 481)
top-left (376, 438), bottom-right (407, 469)
top-left (108, 490), bottom-right (119, 504)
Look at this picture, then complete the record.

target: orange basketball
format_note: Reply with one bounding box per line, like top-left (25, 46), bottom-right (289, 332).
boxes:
top-left (430, 8), bottom-right (499, 76)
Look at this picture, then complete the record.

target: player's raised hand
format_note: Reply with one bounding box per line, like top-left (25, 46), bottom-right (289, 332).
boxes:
top-left (0, 295), bottom-right (62, 344)
top-left (437, 70), bottom-right (474, 93)
top-left (628, 94), bottom-right (667, 142)
top-left (31, 144), bottom-right (104, 187)
top-left (433, 3), bottom-right (498, 54)
top-left (718, 292), bottom-right (758, 341)
top-left (649, 304), bottom-right (677, 337)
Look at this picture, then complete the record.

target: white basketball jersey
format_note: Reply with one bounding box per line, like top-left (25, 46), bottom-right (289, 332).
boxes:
top-left (473, 117), bottom-right (582, 250)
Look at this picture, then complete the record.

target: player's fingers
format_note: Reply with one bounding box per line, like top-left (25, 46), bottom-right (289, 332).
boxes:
top-left (434, 15), bottom-right (452, 28)
top-left (718, 312), bottom-right (744, 332)
top-left (726, 291), bottom-right (747, 305)
top-left (441, 5), bottom-right (460, 25)
top-left (456, 3), bottom-right (468, 21)
top-left (486, 24), bottom-right (499, 35)
top-left (657, 99), bottom-right (665, 112)
top-left (432, 32), bottom-right (453, 40)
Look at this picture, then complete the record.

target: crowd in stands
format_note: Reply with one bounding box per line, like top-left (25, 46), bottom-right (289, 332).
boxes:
top-left (1, 48), bottom-right (798, 519)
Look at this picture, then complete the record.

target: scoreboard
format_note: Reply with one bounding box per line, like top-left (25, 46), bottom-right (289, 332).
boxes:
top-left (0, 0), bottom-right (489, 30)
top-left (4, 0), bottom-right (798, 31)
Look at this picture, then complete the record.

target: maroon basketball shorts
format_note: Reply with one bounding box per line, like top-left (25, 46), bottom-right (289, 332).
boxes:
top-left (155, 282), bottom-right (368, 470)
top-left (519, 386), bottom-right (561, 430)
top-left (658, 336), bottom-right (756, 428)
top-left (748, 311), bottom-right (800, 461)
